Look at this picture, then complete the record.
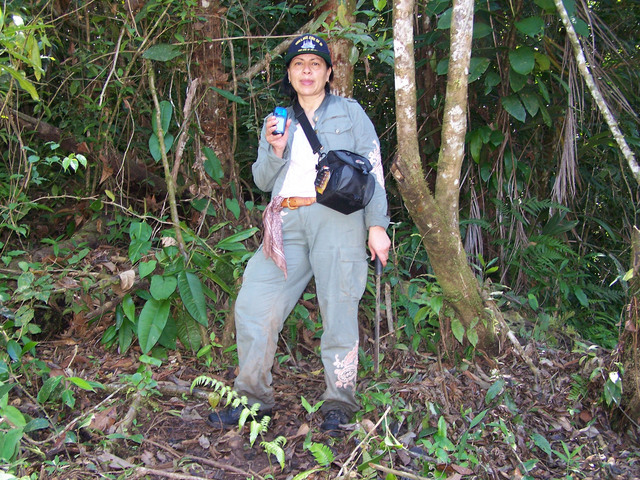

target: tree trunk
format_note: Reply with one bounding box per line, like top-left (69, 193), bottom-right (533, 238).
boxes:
top-left (318, 0), bottom-right (356, 97)
top-left (191, 1), bottom-right (239, 223)
top-left (391, 0), bottom-right (495, 351)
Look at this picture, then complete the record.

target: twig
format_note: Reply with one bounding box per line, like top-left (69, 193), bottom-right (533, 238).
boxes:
top-left (130, 467), bottom-right (209, 480)
top-left (116, 390), bottom-right (144, 434)
top-left (145, 439), bottom-right (267, 480)
top-left (171, 78), bottom-right (200, 182)
top-left (337, 406), bottom-right (391, 478)
top-left (369, 463), bottom-right (430, 480)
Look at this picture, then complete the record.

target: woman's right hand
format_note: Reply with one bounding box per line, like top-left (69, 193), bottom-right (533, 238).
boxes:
top-left (265, 115), bottom-right (291, 158)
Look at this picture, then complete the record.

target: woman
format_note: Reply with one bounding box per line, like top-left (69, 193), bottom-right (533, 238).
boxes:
top-left (209, 33), bottom-right (391, 433)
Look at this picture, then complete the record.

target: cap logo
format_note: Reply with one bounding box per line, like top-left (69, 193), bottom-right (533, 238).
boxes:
top-left (301, 39), bottom-right (316, 50)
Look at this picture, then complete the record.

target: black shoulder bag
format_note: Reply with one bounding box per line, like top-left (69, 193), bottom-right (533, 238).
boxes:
top-left (293, 101), bottom-right (375, 215)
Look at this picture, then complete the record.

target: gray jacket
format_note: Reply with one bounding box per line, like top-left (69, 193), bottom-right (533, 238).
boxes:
top-left (252, 93), bottom-right (390, 230)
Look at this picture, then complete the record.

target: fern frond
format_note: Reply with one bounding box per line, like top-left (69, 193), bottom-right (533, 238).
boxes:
top-left (261, 437), bottom-right (287, 470)
top-left (307, 442), bottom-right (334, 467)
top-left (190, 375), bottom-right (224, 393)
top-left (291, 468), bottom-right (324, 480)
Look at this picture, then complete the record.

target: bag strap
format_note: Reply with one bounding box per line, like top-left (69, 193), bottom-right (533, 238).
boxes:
top-left (293, 100), bottom-right (324, 157)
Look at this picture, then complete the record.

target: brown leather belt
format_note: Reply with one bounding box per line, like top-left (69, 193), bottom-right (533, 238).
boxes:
top-left (281, 196), bottom-right (316, 210)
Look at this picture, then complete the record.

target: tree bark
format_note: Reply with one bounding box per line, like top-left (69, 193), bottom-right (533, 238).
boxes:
top-left (392, 0), bottom-right (495, 351)
top-left (318, 0), bottom-right (356, 97)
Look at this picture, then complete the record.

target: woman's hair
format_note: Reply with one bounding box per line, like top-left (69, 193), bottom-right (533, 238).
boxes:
top-left (280, 68), bottom-right (334, 102)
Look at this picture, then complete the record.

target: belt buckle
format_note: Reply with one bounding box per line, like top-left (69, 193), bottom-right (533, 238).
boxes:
top-left (284, 198), bottom-right (299, 210)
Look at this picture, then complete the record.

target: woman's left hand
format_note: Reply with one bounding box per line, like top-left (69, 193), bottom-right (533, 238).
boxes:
top-left (368, 226), bottom-right (391, 267)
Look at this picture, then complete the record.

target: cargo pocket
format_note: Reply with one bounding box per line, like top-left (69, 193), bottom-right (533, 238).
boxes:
top-left (338, 247), bottom-right (368, 299)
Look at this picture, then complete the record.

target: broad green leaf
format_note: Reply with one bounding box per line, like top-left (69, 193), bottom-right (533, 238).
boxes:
top-left (1, 405), bottom-right (26, 427)
top-left (118, 320), bottom-right (134, 353)
top-left (509, 47), bottom-right (535, 75)
top-left (528, 293), bottom-right (539, 310)
top-left (451, 318), bottom-right (464, 344)
top-left (467, 327), bottom-right (479, 347)
top-left (534, 0), bottom-right (555, 12)
top-left (0, 64), bottom-right (38, 100)
top-left (436, 57), bottom-right (449, 75)
top-left (139, 260), bottom-right (157, 279)
top-left (67, 377), bottom-right (98, 392)
top-left (137, 298), bottom-right (170, 353)
top-left (501, 95), bottom-right (527, 122)
top-left (151, 100), bottom-right (173, 135)
top-left (203, 147), bottom-right (224, 184)
top-left (178, 271), bottom-right (208, 326)
top-left (128, 240), bottom-right (152, 263)
top-left (140, 354), bottom-right (162, 367)
top-left (176, 311), bottom-right (204, 352)
top-left (515, 16), bottom-right (544, 37)
top-left (149, 132), bottom-right (175, 162)
top-left (485, 378), bottom-right (505, 403)
top-left (24, 417), bottom-right (49, 433)
top-left (122, 294), bottom-right (136, 322)
top-left (534, 52), bottom-right (551, 71)
top-left (130, 221), bottom-right (152, 241)
top-left (531, 432), bottom-right (552, 456)
top-left (215, 227), bottom-right (258, 251)
top-left (468, 408), bottom-right (488, 429)
top-left (225, 198), bottom-right (241, 219)
top-left (469, 57), bottom-right (490, 83)
top-left (0, 427), bottom-right (23, 461)
top-left (437, 7), bottom-right (452, 29)
top-left (6, 340), bottom-right (21, 362)
top-left (209, 86), bottom-right (248, 105)
top-left (142, 44), bottom-right (182, 62)
top-left (473, 22), bottom-right (492, 39)
top-left (573, 286), bottom-right (589, 307)
top-left (509, 70), bottom-right (527, 92)
top-left (150, 274), bottom-right (178, 300)
top-left (520, 92), bottom-right (540, 117)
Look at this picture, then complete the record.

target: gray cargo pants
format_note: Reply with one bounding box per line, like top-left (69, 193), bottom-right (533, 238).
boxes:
top-left (232, 202), bottom-right (368, 415)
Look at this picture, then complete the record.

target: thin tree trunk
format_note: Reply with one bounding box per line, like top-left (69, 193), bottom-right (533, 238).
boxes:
top-left (318, 0), bottom-right (356, 97)
top-left (392, 0), bottom-right (495, 351)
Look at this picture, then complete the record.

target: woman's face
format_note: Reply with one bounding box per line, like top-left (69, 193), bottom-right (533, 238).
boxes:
top-left (287, 54), bottom-right (332, 99)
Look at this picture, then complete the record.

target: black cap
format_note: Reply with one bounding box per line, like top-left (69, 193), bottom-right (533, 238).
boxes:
top-left (284, 34), bottom-right (332, 67)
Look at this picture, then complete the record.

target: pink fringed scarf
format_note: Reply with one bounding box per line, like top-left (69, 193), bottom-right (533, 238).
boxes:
top-left (262, 196), bottom-right (287, 278)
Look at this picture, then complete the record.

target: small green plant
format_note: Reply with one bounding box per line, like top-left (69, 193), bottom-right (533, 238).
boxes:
top-left (191, 375), bottom-right (287, 472)
top-left (121, 355), bottom-right (162, 397)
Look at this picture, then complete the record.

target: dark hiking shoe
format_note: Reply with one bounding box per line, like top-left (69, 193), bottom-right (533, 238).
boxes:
top-left (207, 405), bottom-right (272, 428)
top-left (320, 409), bottom-right (350, 434)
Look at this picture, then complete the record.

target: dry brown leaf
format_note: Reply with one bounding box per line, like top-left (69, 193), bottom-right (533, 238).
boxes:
top-left (119, 269), bottom-right (136, 291)
top-left (90, 405), bottom-right (119, 432)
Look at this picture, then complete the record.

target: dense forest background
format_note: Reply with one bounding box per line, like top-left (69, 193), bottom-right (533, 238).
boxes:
top-left (1, 0), bottom-right (640, 479)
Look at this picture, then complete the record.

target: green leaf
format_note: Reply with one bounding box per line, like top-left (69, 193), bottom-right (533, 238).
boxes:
top-left (139, 260), bottom-right (157, 279)
top-left (485, 378), bottom-right (505, 403)
top-left (122, 294), bottom-right (136, 322)
top-left (468, 408), bottom-right (488, 429)
top-left (152, 100), bottom-right (173, 135)
top-left (150, 274), bottom-right (178, 300)
top-left (515, 16), bottom-right (544, 37)
top-left (531, 432), bottom-right (553, 456)
top-left (176, 311), bottom-right (203, 352)
top-left (225, 198), bottom-right (241, 219)
top-left (534, 52), bottom-right (551, 71)
top-left (67, 377), bottom-right (98, 392)
top-left (203, 147), bottom-right (224, 184)
top-left (149, 132), bottom-right (174, 162)
top-left (1, 405), bottom-right (26, 427)
top-left (467, 327), bottom-right (478, 347)
top-left (573, 286), bottom-right (589, 307)
top-left (130, 221), bottom-right (152, 242)
top-left (137, 299), bottom-right (171, 353)
top-left (24, 417), bottom-right (49, 433)
top-left (142, 44), bottom-right (182, 62)
top-left (473, 22), bottom-right (492, 39)
top-left (37, 376), bottom-right (62, 404)
top-left (0, 64), bottom-right (39, 100)
top-left (209, 86), bottom-right (248, 105)
top-left (451, 318), bottom-right (465, 344)
top-left (509, 70), bottom-right (527, 92)
top-left (437, 7), bottom-right (452, 29)
top-left (519, 92), bottom-right (540, 117)
top-left (509, 47), bottom-right (536, 75)
top-left (534, 0), bottom-right (555, 12)
top-left (469, 57), bottom-right (490, 83)
top-left (178, 271), bottom-right (208, 326)
top-left (501, 95), bottom-right (527, 122)
top-left (215, 227), bottom-right (258, 251)
top-left (0, 427), bottom-right (23, 461)
top-left (528, 293), bottom-right (539, 310)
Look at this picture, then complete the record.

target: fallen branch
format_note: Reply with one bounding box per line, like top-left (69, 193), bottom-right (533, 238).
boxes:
top-left (130, 467), bottom-right (209, 480)
top-left (369, 463), bottom-right (430, 480)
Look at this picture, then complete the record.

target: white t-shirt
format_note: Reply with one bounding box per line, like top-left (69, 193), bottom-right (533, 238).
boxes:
top-left (278, 126), bottom-right (318, 198)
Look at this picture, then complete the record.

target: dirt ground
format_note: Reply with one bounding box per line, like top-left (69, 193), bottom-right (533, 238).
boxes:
top-left (13, 322), bottom-right (640, 480)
